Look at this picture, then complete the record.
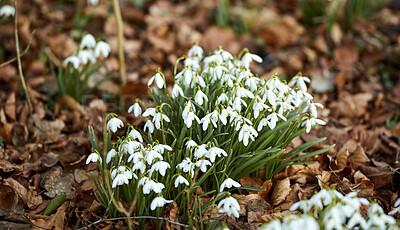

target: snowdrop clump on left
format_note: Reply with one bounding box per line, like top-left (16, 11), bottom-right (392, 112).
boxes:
top-left (88, 44), bottom-right (332, 226)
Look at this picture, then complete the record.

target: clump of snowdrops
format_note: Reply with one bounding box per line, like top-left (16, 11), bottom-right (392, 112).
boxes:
top-left (49, 33), bottom-right (112, 102)
top-left (87, 44), bottom-right (332, 228)
top-left (260, 188), bottom-right (400, 230)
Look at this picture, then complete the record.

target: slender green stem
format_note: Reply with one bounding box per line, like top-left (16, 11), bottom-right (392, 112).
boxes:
top-left (112, 0), bottom-right (126, 88)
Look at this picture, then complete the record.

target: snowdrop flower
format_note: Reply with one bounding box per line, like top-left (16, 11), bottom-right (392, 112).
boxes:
top-left (389, 199), bottom-right (400, 215)
top-left (177, 158), bottom-right (195, 176)
top-left (308, 102), bottom-right (324, 118)
top-left (236, 86), bottom-right (254, 99)
top-left (112, 173), bottom-right (130, 188)
top-left (148, 73), bottom-right (164, 89)
top-left (144, 120), bottom-right (155, 133)
top-left (87, 0), bottom-right (99, 5)
top-left (216, 93), bottom-right (229, 105)
top-left (128, 129), bottom-right (143, 142)
top-left (149, 161), bottom-right (170, 176)
top-left (144, 150), bottom-right (163, 164)
top-left (174, 175), bottom-right (189, 187)
top-left (64, 56), bottom-right (81, 69)
top-left (238, 124), bottom-right (258, 146)
top-left (188, 44), bottom-right (203, 61)
top-left (241, 52), bottom-right (263, 68)
top-left (289, 75), bottom-right (311, 92)
top-left (368, 203), bottom-right (384, 215)
top-left (266, 112), bottom-right (287, 130)
top-left (253, 96), bottom-right (269, 119)
top-left (185, 139), bottom-right (198, 149)
top-left (142, 108), bottom-right (156, 117)
top-left (259, 220), bottom-right (283, 230)
top-left (86, 152), bottom-right (102, 164)
top-left (172, 84), bottom-right (184, 98)
top-left (183, 111), bottom-right (201, 128)
top-left (257, 118), bottom-right (269, 132)
top-left (150, 197), bottom-right (173, 211)
top-left (0, 5), bottom-right (15, 17)
top-left (194, 144), bottom-right (208, 159)
top-left (302, 117), bottom-right (326, 133)
top-left (142, 180), bottom-right (164, 194)
top-left (106, 149), bottom-right (117, 163)
top-left (220, 178), bottom-right (241, 192)
top-left (80, 34), bottom-right (96, 49)
top-left (78, 50), bottom-right (96, 64)
top-left (132, 161), bottom-right (146, 173)
top-left (194, 89), bottom-right (208, 105)
top-left (347, 212), bottom-right (368, 229)
top-left (184, 58), bottom-right (200, 71)
top-left (206, 147), bottom-right (227, 162)
top-left (218, 197), bottom-right (240, 218)
top-left (107, 117), bottom-right (124, 133)
top-left (153, 112), bottom-right (170, 129)
top-left (124, 141), bottom-right (143, 155)
top-left (94, 41), bottom-right (110, 58)
top-left (194, 159), bottom-right (212, 172)
top-left (128, 102), bottom-right (142, 117)
top-left (152, 144), bottom-right (172, 154)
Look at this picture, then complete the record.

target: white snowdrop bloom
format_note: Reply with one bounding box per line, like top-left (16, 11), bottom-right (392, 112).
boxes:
top-left (174, 175), bottom-right (189, 187)
top-left (194, 89), bottom-right (208, 105)
top-left (94, 41), bottom-right (110, 58)
top-left (257, 118), bottom-right (269, 132)
top-left (153, 144), bottom-right (172, 154)
top-left (309, 102), bottom-right (324, 118)
top-left (276, 101), bottom-right (294, 115)
top-left (302, 117), bottom-right (326, 133)
top-left (245, 77), bottom-right (260, 92)
top-left (124, 141), bottom-right (143, 155)
top-left (231, 97), bottom-right (247, 111)
top-left (206, 147), bottom-right (227, 163)
top-left (216, 93), bottom-right (229, 105)
top-left (290, 199), bottom-right (312, 213)
top-left (106, 149), bottom-right (117, 163)
top-left (218, 197), bottom-right (240, 218)
top-left (107, 117), bottom-right (124, 133)
top-left (142, 107), bottom-right (156, 117)
top-left (266, 112), bottom-right (287, 130)
top-left (309, 189), bottom-right (333, 208)
top-left (194, 159), bottom-right (211, 172)
top-left (64, 56), bottom-right (81, 69)
top-left (191, 74), bottom-right (206, 88)
top-left (389, 199), bottom-right (400, 215)
top-left (127, 150), bottom-right (143, 163)
top-left (148, 73), bottom-right (164, 89)
top-left (183, 111), bottom-right (201, 128)
top-left (323, 205), bottom-right (346, 230)
top-left (144, 120), bottom-right (155, 133)
top-left (367, 214), bottom-right (391, 230)
top-left (149, 161), bottom-right (170, 176)
top-left (142, 180), bottom-right (164, 194)
top-left (0, 5), bottom-right (15, 17)
top-left (238, 124), bottom-right (258, 146)
top-left (144, 150), bottom-right (163, 165)
top-left (220, 178), bottom-right (241, 192)
top-left (132, 161), bottom-right (146, 173)
top-left (236, 86), bottom-right (254, 99)
top-left (175, 68), bottom-right (194, 86)
top-left (347, 212), bottom-right (368, 229)
top-left (80, 34), bottom-right (96, 49)
top-left (185, 139), bottom-right (198, 149)
top-left (87, 0), bottom-right (99, 5)
top-left (259, 219), bottom-right (283, 230)
top-left (194, 144), bottom-right (208, 159)
top-left (86, 152), bottom-right (102, 164)
top-left (253, 96), bottom-right (269, 119)
top-left (201, 113), bottom-right (212, 131)
top-left (264, 88), bottom-right (277, 107)
top-left (368, 203), bottom-right (384, 215)
top-left (128, 129), bottom-right (143, 142)
top-left (153, 112), bottom-right (170, 129)
top-left (150, 197), bottom-right (173, 211)
top-left (188, 44), bottom-right (203, 61)
top-left (177, 158), bottom-right (195, 176)
top-left (128, 102), bottom-right (142, 117)
top-left (218, 49), bottom-right (234, 61)
top-left (172, 84), bottom-right (184, 98)
top-left (289, 75), bottom-right (311, 92)
top-left (241, 52), bottom-right (263, 68)
top-left (213, 65), bottom-right (229, 81)
top-left (184, 58), bottom-right (200, 71)
top-left (78, 50), bottom-right (96, 64)
top-left (112, 173), bottom-right (130, 188)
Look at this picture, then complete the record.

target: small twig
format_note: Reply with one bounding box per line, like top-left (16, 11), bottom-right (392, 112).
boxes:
top-left (14, 0), bottom-right (33, 114)
top-left (0, 30), bottom-right (36, 68)
top-left (112, 0), bottom-right (126, 88)
top-left (77, 216), bottom-right (190, 230)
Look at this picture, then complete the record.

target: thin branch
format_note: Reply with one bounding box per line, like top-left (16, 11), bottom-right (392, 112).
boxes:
top-left (77, 216), bottom-right (190, 230)
top-left (112, 0), bottom-right (126, 88)
top-left (0, 29), bottom-right (36, 68)
top-left (14, 0), bottom-right (33, 114)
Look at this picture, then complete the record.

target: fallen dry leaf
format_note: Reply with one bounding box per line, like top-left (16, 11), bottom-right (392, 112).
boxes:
top-left (271, 178), bottom-right (291, 206)
top-left (4, 178), bottom-right (42, 209)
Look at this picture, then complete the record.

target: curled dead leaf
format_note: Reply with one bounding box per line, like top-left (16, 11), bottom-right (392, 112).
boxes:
top-left (271, 178), bottom-right (291, 206)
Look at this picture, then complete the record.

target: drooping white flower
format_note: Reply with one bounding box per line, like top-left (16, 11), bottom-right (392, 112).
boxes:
top-left (150, 197), bottom-right (173, 211)
top-left (87, 0), bottom-right (99, 5)
top-left (152, 144), bottom-right (172, 154)
top-left (112, 173), bottom-right (130, 188)
top-left (257, 118), bottom-right (269, 132)
top-left (153, 112), bottom-right (170, 129)
top-left (238, 124), bottom-right (258, 146)
top-left (289, 75), bottom-right (311, 92)
top-left (184, 58), bottom-right (200, 71)
top-left (128, 102), bottom-right (142, 117)
top-left (0, 5), bottom-right (15, 17)
top-left (149, 161), bottom-right (170, 176)
top-left (194, 89), bottom-right (208, 105)
top-left (194, 144), bottom-right (208, 159)
top-left (128, 129), bottom-right (143, 142)
top-left (106, 149), bottom-right (117, 163)
top-left (142, 107), bottom-right (156, 117)
top-left (148, 73), bottom-right (164, 89)
top-left (174, 175), bottom-right (189, 187)
top-left (124, 140), bottom-right (143, 155)
top-left (107, 117), bottom-right (124, 133)
top-left (218, 197), bottom-right (240, 218)
top-left (94, 41), bottom-right (110, 58)
top-left (266, 112), bottom-right (287, 130)
top-left (142, 180), bottom-right (165, 194)
top-left (389, 199), bottom-right (400, 215)
top-left (194, 159), bottom-right (212, 172)
top-left (347, 212), bottom-right (368, 229)
top-left (241, 52), bottom-right (263, 68)
top-left (220, 178), bottom-right (241, 192)
top-left (185, 139), bottom-right (198, 149)
top-left (216, 93), bottom-right (229, 105)
top-left (86, 152), bottom-right (102, 164)
top-left (144, 150), bottom-right (163, 165)
top-left (302, 117), bottom-right (326, 133)
top-left (78, 50), bottom-right (96, 64)
top-left (144, 120), bottom-right (155, 133)
top-left (206, 147), bottom-right (227, 162)
top-left (188, 44), bottom-right (203, 61)
top-left (80, 34), bottom-right (96, 49)
top-left (183, 111), bottom-right (201, 128)
top-left (132, 161), bottom-right (146, 173)
top-left (64, 56), bottom-right (81, 69)
top-left (172, 84), bottom-right (184, 98)
top-left (177, 158), bottom-right (194, 176)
